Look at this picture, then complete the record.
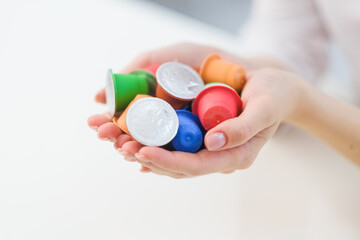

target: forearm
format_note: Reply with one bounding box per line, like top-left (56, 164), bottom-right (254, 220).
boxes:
top-left (292, 84), bottom-right (360, 165)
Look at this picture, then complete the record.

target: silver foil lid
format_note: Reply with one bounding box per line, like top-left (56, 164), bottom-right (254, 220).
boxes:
top-left (105, 69), bottom-right (116, 116)
top-left (126, 97), bottom-right (179, 146)
top-left (156, 62), bottom-right (204, 100)
top-left (204, 82), bottom-right (235, 90)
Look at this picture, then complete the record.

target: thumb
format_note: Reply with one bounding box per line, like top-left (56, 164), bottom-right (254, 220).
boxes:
top-left (204, 97), bottom-right (276, 151)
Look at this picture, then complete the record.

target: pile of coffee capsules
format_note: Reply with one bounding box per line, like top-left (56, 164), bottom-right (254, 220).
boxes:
top-left (105, 54), bottom-right (246, 153)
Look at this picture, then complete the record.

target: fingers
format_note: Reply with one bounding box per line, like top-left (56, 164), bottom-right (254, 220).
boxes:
top-left (95, 89), bottom-right (106, 104)
top-left (130, 124), bottom-right (278, 178)
top-left (140, 166), bottom-right (151, 173)
top-left (137, 159), bottom-right (187, 178)
top-left (205, 96), bottom-right (276, 151)
top-left (121, 140), bottom-right (144, 156)
top-left (97, 122), bottom-right (122, 142)
top-left (87, 113), bottom-right (112, 130)
top-left (117, 141), bottom-right (187, 178)
top-left (114, 134), bottom-right (133, 150)
top-left (134, 145), bottom-right (253, 177)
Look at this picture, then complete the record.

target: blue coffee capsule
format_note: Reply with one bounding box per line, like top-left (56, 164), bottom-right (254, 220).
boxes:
top-left (171, 110), bottom-right (205, 153)
top-left (182, 102), bottom-right (192, 112)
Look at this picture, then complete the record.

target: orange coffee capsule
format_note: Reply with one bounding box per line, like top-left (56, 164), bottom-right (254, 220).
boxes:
top-left (200, 54), bottom-right (246, 93)
top-left (155, 87), bottom-right (190, 110)
top-left (113, 94), bottom-right (151, 135)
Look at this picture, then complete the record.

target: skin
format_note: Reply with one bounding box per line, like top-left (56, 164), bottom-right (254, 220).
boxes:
top-left (88, 43), bottom-right (360, 178)
top-left (290, 84), bottom-right (360, 162)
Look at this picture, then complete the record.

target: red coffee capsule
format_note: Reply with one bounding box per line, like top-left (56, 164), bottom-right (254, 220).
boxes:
top-left (192, 85), bottom-right (243, 131)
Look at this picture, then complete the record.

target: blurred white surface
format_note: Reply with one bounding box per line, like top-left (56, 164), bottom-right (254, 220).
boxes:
top-left (0, 0), bottom-right (359, 239)
top-left (146, 0), bottom-right (251, 33)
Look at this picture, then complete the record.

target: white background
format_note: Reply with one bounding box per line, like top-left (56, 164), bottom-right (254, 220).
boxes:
top-left (0, 0), bottom-right (359, 239)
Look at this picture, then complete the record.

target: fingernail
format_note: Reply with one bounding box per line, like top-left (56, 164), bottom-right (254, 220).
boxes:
top-left (118, 149), bottom-right (132, 157)
top-left (89, 125), bottom-right (98, 131)
top-left (206, 132), bottom-right (226, 150)
top-left (105, 112), bottom-right (113, 118)
top-left (114, 142), bottom-right (120, 150)
top-left (99, 137), bottom-right (116, 143)
top-left (124, 156), bottom-right (136, 162)
top-left (140, 167), bottom-right (151, 173)
top-left (135, 153), bottom-right (150, 162)
top-left (98, 137), bottom-right (109, 141)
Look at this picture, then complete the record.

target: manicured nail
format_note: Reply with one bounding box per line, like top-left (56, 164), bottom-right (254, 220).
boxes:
top-left (124, 156), bottom-right (136, 162)
top-left (89, 125), bottom-right (99, 131)
top-left (140, 166), bottom-right (151, 173)
top-left (135, 153), bottom-right (150, 162)
top-left (98, 136), bottom-right (116, 143)
top-left (118, 149), bottom-right (132, 157)
top-left (206, 132), bottom-right (226, 150)
top-left (113, 142), bottom-right (120, 150)
top-left (104, 112), bottom-right (113, 118)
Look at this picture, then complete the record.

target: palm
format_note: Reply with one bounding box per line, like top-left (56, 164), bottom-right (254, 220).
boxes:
top-left (87, 43), bottom-right (280, 177)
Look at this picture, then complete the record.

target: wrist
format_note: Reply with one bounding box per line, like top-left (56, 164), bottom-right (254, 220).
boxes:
top-left (284, 75), bottom-right (314, 125)
top-left (247, 56), bottom-right (291, 71)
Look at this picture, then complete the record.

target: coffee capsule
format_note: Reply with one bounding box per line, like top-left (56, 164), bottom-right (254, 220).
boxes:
top-left (126, 97), bottom-right (179, 146)
top-left (190, 82), bottom-right (234, 110)
top-left (171, 110), bottom-right (205, 153)
top-left (200, 54), bottom-right (246, 92)
top-left (156, 62), bottom-right (204, 109)
top-left (204, 82), bottom-right (234, 89)
top-left (192, 85), bottom-right (243, 131)
top-left (105, 69), bottom-right (157, 116)
top-left (113, 94), bottom-right (151, 135)
top-left (144, 64), bottom-right (199, 76)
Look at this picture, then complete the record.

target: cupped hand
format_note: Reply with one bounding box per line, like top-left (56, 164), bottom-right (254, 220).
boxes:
top-left (130, 69), bottom-right (309, 178)
top-left (87, 42), bottom-right (253, 167)
top-left (88, 42), bottom-right (307, 177)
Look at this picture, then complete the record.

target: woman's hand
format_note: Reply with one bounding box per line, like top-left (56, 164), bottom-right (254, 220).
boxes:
top-left (88, 43), bottom-right (309, 177)
top-left (128, 69), bottom-right (309, 178)
top-left (87, 42), bottom-right (255, 167)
